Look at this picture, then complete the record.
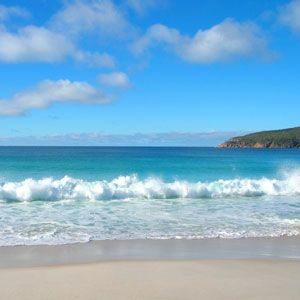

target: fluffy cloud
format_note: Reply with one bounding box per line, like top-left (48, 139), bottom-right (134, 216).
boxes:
top-left (0, 79), bottom-right (115, 116)
top-left (0, 24), bottom-right (115, 66)
top-left (0, 4), bottom-right (29, 21)
top-left (98, 72), bottom-right (132, 88)
top-left (0, 25), bottom-right (73, 63)
top-left (279, 0), bottom-right (300, 32)
top-left (0, 3), bottom-right (116, 66)
top-left (51, 0), bottom-right (135, 38)
top-left (132, 19), bottom-right (272, 63)
top-left (0, 131), bottom-right (249, 146)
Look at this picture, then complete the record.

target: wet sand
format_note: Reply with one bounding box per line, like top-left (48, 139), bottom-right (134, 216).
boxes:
top-left (0, 236), bottom-right (299, 268)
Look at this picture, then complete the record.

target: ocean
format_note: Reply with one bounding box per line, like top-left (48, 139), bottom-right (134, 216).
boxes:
top-left (0, 146), bottom-right (299, 246)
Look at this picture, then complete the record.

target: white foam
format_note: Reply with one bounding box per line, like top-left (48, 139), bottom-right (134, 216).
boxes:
top-left (1, 170), bottom-right (300, 202)
top-left (0, 172), bottom-right (299, 245)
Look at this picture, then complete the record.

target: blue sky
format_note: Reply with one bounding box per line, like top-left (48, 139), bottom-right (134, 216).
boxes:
top-left (0, 0), bottom-right (300, 146)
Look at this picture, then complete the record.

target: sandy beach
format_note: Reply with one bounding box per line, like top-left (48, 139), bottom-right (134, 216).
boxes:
top-left (1, 0), bottom-right (300, 298)
top-left (0, 259), bottom-right (299, 300)
top-left (0, 237), bottom-right (299, 299)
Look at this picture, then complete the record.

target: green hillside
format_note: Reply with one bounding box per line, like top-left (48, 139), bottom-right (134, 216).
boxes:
top-left (217, 127), bottom-right (300, 148)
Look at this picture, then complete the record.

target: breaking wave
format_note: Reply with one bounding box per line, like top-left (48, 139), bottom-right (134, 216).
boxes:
top-left (1, 170), bottom-right (300, 202)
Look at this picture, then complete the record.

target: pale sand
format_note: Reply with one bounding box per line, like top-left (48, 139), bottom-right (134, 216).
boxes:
top-left (0, 259), bottom-right (299, 300)
top-left (0, 238), bottom-right (300, 300)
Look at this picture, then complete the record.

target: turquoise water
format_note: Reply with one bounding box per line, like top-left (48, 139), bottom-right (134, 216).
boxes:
top-left (0, 147), bottom-right (299, 245)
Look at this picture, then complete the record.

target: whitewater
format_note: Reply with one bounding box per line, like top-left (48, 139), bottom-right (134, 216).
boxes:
top-left (0, 147), bottom-right (299, 245)
top-left (1, 171), bottom-right (300, 202)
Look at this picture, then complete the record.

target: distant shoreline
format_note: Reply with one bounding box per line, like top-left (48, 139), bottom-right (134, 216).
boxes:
top-left (217, 126), bottom-right (300, 148)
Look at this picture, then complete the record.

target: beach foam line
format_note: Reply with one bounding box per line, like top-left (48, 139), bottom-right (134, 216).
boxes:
top-left (1, 170), bottom-right (300, 202)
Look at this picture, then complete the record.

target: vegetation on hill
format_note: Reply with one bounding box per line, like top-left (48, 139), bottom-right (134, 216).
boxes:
top-left (217, 127), bottom-right (300, 148)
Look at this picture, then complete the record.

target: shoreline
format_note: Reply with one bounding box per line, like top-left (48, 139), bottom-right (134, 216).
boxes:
top-left (1, 236), bottom-right (299, 268)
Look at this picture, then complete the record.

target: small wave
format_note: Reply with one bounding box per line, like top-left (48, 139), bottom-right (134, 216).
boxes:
top-left (1, 171), bottom-right (300, 202)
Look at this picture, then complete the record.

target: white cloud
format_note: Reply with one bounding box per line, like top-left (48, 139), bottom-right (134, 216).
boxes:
top-left (98, 72), bottom-right (132, 89)
top-left (0, 4), bottom-right (116, 66)
top-left (132, 19), bottom-right (272, 63)
top-left (0, 79), bottom-right (115, 116)
top-left (279, 0), bottom-right (300, 32)
top-left (0, 131), bottom-right (249, 146)
top-left (0, 24), bottom-right (115, 66)
top-left (0, 4), bottom-right (29, 21)
top-left (0, 25), bottom-right (74, 63)
top-left (51, 0), bottom-right (135, 38)
top-left (133, 24), bottom-right (180, 54)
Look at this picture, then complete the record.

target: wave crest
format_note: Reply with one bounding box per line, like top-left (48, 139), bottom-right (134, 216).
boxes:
top-left (1, 171), bottom-right (300, 202)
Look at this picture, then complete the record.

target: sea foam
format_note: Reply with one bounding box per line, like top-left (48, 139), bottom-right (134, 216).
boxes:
top-left (0, 171), bottom-right (299, 245)
top-left (1, 170), bottom-right (300, 202)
